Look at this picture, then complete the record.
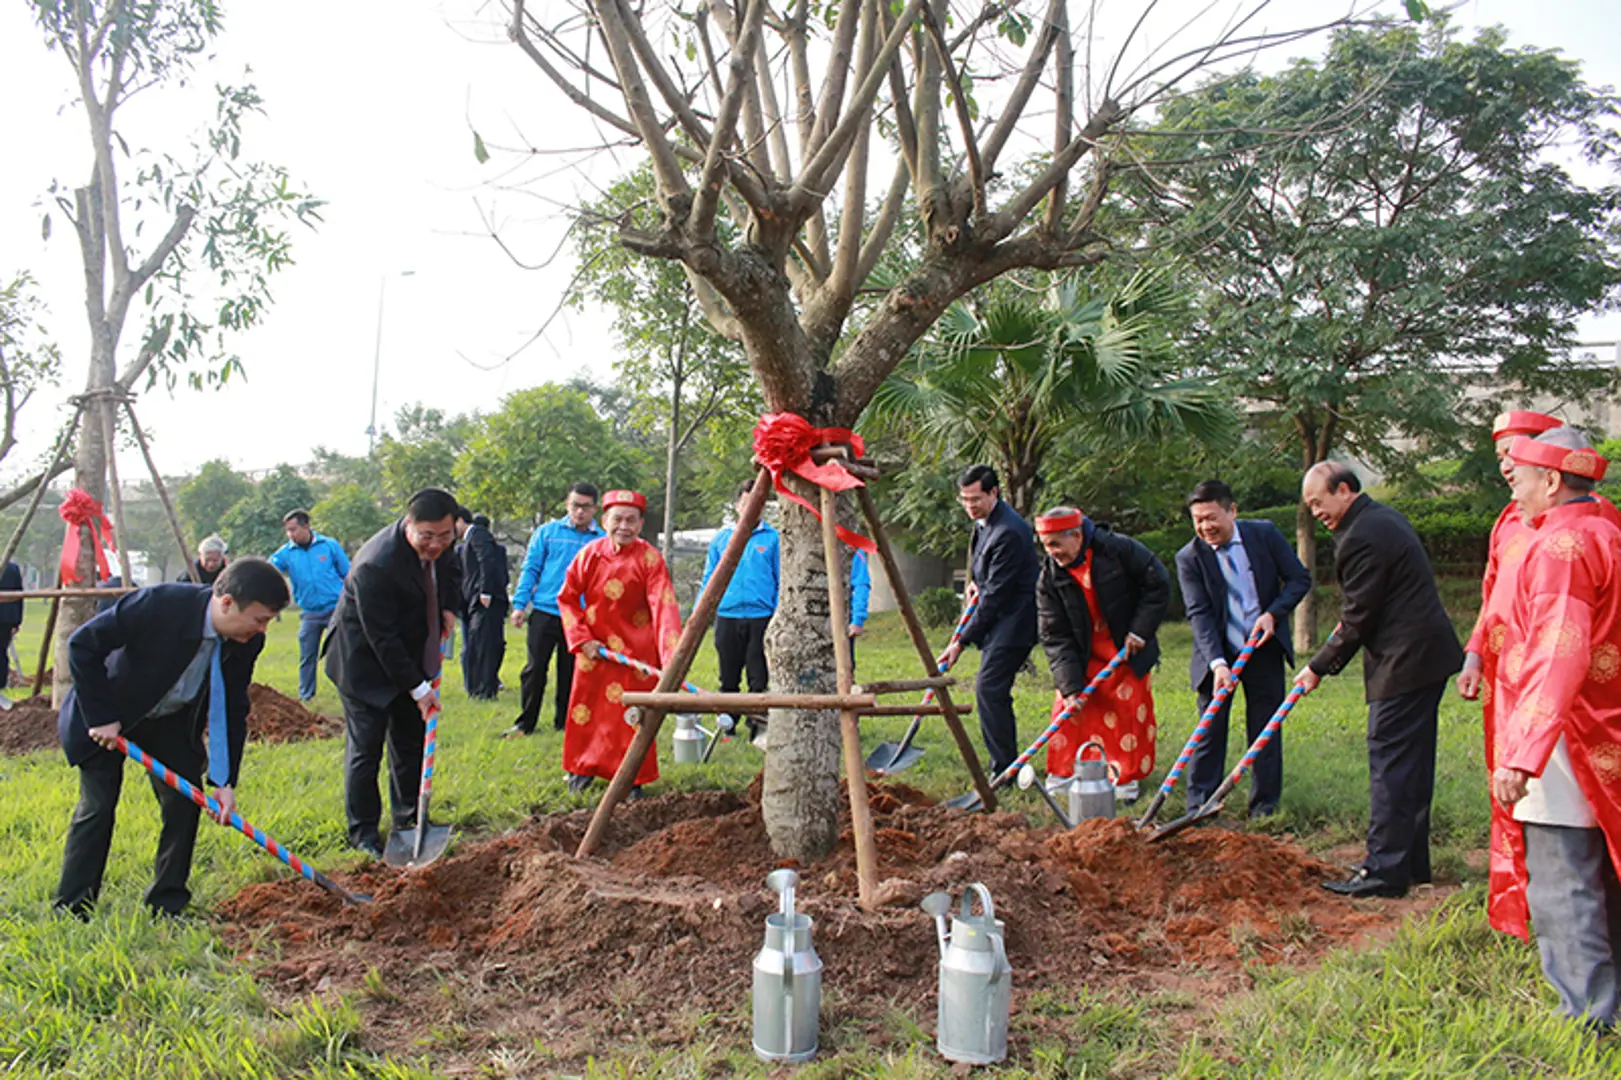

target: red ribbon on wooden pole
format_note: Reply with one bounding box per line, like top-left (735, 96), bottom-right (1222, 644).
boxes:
top-left (752, 413), bottom-right (876, 553)
top-left (58, 488), bottom-right (119, 586)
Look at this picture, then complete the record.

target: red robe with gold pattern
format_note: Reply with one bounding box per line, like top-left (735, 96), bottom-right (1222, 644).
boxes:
top-left (1046, 556), bottom-right (1157, 783)
top-left (1493, 499), bottom-right (1621, 940)
top-left (558, 536), bottom-right (683, 784)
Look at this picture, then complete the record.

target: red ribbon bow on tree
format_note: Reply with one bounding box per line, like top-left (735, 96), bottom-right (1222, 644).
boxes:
top-left (59, 488), bottom-right (119, 586)
top-left (752, 413), bottom-right (876, 553)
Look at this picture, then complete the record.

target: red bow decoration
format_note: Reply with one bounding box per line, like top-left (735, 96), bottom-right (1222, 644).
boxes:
top-left (752, 413), bottom-right (875, 553)
top-left (59, 488), bottom-right (119, 586)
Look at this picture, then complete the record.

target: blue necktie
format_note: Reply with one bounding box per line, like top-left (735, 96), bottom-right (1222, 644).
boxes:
top-left (1216, 544), bottom-right (1253, 654)
top-left (206, 640), bottom-right (230, 787)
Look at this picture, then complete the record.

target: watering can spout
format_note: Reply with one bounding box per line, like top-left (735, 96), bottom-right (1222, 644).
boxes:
top-left (921, 891), bottom-right (952, 957)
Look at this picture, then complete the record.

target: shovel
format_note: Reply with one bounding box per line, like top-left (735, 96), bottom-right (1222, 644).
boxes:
top-left (865, 600), bottom-right (978, 775)
top-left (386, 693), bottom-right (452, 868)
top-left (1148, 681), bottom-right (1310, 844)
top-left (945, 646), bottom-right (1129, 811)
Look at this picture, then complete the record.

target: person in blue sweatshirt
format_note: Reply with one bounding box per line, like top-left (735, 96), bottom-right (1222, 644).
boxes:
top-left (848, 549), bottom-right (871, 670)
top-left (269, 509), bottom-right (350, 702)
top-left (701, 478), bottom-right (780, 745)
top-left (507, 483), bottom-right (604, 737)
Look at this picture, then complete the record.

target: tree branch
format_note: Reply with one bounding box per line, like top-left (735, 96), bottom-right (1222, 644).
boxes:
top-left (588, 0), bottom-right (694, 204)
top-left (921, 0), bottom-right (985, 218)
top-left (692, 0), bottom-right (769, 240)
top-left (981, 0), bottom-right (1065, 175)
top-left (510, 0), bottom-right (641, 139)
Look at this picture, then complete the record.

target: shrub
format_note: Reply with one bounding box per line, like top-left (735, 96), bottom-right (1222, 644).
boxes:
top-left (914, 586), bottom-right (962, 629)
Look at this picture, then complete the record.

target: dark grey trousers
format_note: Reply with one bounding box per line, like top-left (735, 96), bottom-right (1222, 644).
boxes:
top-left (340, 690), bottom-right (425, 847)
top-left (1186, 642), bottom-right (1287, 815)
top-left (1524, 823), bottom-right (1621, 1029)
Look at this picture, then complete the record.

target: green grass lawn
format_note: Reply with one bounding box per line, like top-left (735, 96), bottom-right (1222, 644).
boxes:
top-left (1, 601), bottom-right (1617, 1077)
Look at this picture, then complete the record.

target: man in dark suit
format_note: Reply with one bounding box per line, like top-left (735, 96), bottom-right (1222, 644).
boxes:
top-left (1176, 479), bottom-right (1312, 816)
top-left (456, 509), bottom-right (508, 700)
top-left (0, 559), bottom-right (22, 685)
top-left (1296, 463), bottom-right (1464, 898)
top-left (52, 558), bottom-right (289, 918)
top-left (325, 488), bottom-right (463, 858)
top-left (940, 464), bottom-right (1040, 777)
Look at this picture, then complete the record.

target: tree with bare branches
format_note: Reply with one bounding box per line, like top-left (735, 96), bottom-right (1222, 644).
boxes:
top-left (496, 0), bottom-right (1382, 859)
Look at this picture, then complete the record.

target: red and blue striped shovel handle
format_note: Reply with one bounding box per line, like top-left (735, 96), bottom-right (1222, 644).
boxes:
top-left (600, 648), bottom-right (707, 695)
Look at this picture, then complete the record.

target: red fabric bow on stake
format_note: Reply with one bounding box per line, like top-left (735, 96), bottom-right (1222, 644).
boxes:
top-left (59, 488), bottom-right (119, 586)
top-left (752, 413), bottom-right (876, 553)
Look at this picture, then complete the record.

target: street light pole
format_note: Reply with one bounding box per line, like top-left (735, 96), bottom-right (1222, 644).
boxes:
top-left (367, 270), bottom-right (415, 454)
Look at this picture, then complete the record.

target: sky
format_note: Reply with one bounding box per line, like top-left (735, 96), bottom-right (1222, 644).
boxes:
top-left (0, 0), bottom-right (1618, 482)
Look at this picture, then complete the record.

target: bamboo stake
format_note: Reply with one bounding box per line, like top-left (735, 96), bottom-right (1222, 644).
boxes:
top-left (123, 402), bottom-right (198, 583)
top-left (32, 574), bottom-right (61, 697)
top-left (854, 702), bottom-right (975, 717)
top-left (856, 486), bottom-right (997, 811)
top-left (576, 466), bottom-right (773, 858)
top-left (0, 405), bottom-right (83, 571)
top-left (852, 676), bottom-right (957, 694)
top-left (621, 691), bottom-right (876, 711)
top-left (97, 401), bottom-right (134, 587)
top-left (0, 587), bottom-right (138, 601)
top-left (823, 483), bottom-right (879, 911)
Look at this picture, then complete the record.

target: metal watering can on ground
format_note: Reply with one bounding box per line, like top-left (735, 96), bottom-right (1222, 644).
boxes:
top-left (921, 883), bottom-right (1012, 1065)
top-left (1069, 739), bottom-right (1115, 823)
top-left (671, 714), bottom-right (705, 764)
top-left (752, 868), bottom-right (821, 1062)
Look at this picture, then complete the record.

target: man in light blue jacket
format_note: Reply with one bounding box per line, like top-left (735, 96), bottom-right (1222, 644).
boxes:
top-left (701, 478), bottom-right (780, 745)
top-left (269, 509), bottom-right (350, 702)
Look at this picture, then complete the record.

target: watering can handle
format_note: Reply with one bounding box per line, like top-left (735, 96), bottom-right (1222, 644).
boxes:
top-left (1078, 739), bottom-right (1107, 764)
top-left (959, 882), bottom-right (995, 923)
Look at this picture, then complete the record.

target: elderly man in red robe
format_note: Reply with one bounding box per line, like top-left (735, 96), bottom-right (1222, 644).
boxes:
top-left (558, 490), bottom-right (683, 796)
top-left (1493, 427), bottom-right (1621, 1031)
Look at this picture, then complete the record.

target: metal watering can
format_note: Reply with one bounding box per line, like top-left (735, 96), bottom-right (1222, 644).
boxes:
top-left (1069, 739), bottom-right (1115, 823)
top-left (671, 714), bottom-right (705, 764)
top-left (752, 868), bottom-right (821, 1062)
top-left (921, 883), bottom-right (1012, 1065)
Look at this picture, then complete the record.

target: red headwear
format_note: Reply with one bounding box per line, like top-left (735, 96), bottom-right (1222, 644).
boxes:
top-left (1493, 411), bottom-right (1563, 441)
top-left (1035, 508), bottom-right (1084, 535)
top-left (1506, 436), bottom-right (1609, 481)
top-left (601, 490), bottom-right (647, 512)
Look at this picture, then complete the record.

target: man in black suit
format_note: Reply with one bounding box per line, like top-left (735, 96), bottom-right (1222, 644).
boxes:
top-left (456, 509), bottom-right (508, 700)
top-left (52, 558), bottom-right (289, 918)
top-left (940, 464), bottom-right (1040, 777)
top-left (325, 488), bottom-right (463, 858)
top-left (1175, 480), bottom-right (1312, 816)
top-left (1296, 463), bottom-right (1464, 898)
top-left (0, 559), bottom-right (22, 685)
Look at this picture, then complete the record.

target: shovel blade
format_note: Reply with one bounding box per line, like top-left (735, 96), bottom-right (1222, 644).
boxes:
top-left (384, 823), bottom-right (453, 868)
top-left (942, 790), bottom-right (984, 811)
top-left (865, 741), bottom-right (924, 775)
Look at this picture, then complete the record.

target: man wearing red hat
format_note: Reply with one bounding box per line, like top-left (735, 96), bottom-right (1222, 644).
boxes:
top-left (1491, 426), bottom-right (1621, 1030)
top-left (557, 490), bottom-right (683, 795)
top-left (1033, 505), bottom-right (1169, 797)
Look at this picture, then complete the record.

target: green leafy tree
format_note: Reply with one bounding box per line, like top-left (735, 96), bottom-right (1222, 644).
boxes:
top-left (312, 482), bottom-right (391, 551)
top-left (218, 465), bottom-right (313, 556)
top-left (375, 405), bottom-right (474, 511)
top-left (309, 445), bottom-right (381, 493)
top-left (175, 459), bottom-right (252, 545)
top-left (0, 272), bottom-right (62, 500)
top-left (1129, 17), bottom-right (1621, 647)
top-left (454, 385), bottom-right (645, 525)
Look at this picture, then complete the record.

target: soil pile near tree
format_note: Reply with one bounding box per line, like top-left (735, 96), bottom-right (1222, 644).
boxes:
top-left (1, 683), bottom-right (339, 756)
top-left (219, 781), bottom-right (1448, 1066)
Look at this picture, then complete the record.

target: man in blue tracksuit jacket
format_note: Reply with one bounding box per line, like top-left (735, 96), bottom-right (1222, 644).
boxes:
top-left (848, 549), bottom-right (871, 669)
top-left (701, 477), bottom-right (780, 743)
top-left (269, 509), bottom-right (350, 702)
top-left (508, 483), bottom-right (604, 736)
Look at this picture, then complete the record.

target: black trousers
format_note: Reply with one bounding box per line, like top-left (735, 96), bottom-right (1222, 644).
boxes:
top-left (1185, 642), bottom-right (1287, 815)
top-left (516, 610), bottom-right (573, 733)
top-left (54, 712), bottom-right (205, 916)
top-left (341, 690), bottom-right (426, 847)
top-left (463, 600), bottom-right (508, 699)
top-left (977, 640), bottom-right (1033, 777)
top-left (1362, 680), bottom-right (1444, 887)
top-left (716, 616), bottom-right (770, 727)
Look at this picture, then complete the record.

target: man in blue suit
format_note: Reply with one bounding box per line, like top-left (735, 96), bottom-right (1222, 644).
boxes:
top-left (53, 558), bottom-right (289, 918)
top-left (940, 465), bottom-right (1040, 777)
top-left (1175, 479), bottom-right (1311, 816)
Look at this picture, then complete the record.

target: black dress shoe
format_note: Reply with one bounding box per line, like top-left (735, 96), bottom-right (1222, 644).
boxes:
top-left (351, 838), bottom-right (385, 860)
top-left (567, 773), bottom-right (594, 794)
top-left (1322, 869), bottom-right (1407, 898)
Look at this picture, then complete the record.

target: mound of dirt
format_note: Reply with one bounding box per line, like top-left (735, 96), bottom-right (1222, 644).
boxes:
top-left (1, 683), bottom-right (340, 756)
top-left (218, 783), bottom-right (1445, 1065)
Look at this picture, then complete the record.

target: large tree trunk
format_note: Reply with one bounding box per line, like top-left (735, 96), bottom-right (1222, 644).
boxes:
top-left (761, 492), bottom-right (843, 861)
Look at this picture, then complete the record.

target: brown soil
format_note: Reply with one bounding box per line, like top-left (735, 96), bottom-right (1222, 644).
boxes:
top-left (0, 683), bottom-right (339, 755)
top-left (218, 781), bottom-right (1451, 1068)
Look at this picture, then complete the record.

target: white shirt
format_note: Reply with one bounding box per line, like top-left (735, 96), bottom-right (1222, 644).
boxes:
top-left (1513, 735), bottom-right (1598, 828)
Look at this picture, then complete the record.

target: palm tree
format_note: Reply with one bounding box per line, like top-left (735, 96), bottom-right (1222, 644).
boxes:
top-left (871, 270), bottom-right (1234, 518)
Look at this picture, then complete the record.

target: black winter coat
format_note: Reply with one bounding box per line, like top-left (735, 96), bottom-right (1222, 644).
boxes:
top-left (1037, 524), bottom-right (1169, 695)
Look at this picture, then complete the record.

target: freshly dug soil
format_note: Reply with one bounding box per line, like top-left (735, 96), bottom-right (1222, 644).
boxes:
top-left (219, 781), bottom-right (1448, 1066)
top-left (0, 683), bottom-right (340, 756)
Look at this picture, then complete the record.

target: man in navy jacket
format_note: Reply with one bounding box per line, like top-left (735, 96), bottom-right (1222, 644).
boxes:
top-left (53, 558), bottom-right (289, 918)
top-left (1175, 480), bottom-right (1311, 816)
top-left (941, 465), bottom-right (1040, 776)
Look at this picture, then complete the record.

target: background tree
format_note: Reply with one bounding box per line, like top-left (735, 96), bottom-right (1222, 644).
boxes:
top-left (218, 465), bottom-right (313, 556)
top-left (0, 272), bottom-right (62, 491)
top-left (175, 458), bottom-right (251, 544)
top-left (29, 0), bottom-right (320, 699)
top-left (1127, 17), bottom-right (1621, 648)
top-left (375, 405), bottom-right (474, 511)
top-left (311, 482), bottom-right (391, 551)
top-left (571, 168), bottom-right (760, 557)
top-left (454, 384), bottom-right (645, 526)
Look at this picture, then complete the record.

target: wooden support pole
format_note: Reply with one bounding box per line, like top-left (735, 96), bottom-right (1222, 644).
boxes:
top-left (856, 486), bottom-right (998, 811)
top-left (823, 484), bottom-right (880, 911)
top-left (853, 676), bottom-right (956, 695)
top-left (32, 575), bottom-right (62, 697)
top-left (123, 402), bottom-right (198, 583)
top-left (0, 405), bottom-right (83, 571)
top-left (97, 401), bottom-right (134, 587)
top-left (854, 702), bottom-right (976, 717)
top-left (622, 691), bottom-right (877, 711)
top-left (0, 587), bottom-right (139, 601)
top-left (576, 466), bottom-right (774, 859)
